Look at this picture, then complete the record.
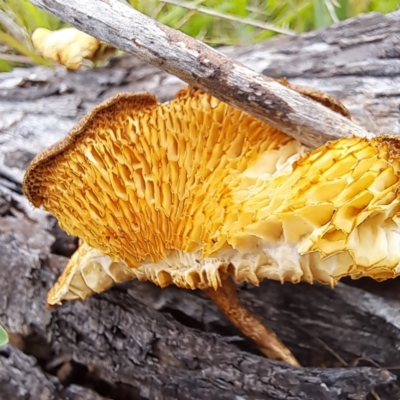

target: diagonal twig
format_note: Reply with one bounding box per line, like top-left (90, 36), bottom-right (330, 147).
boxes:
top-left (28, 0), bottom-right (371, 148)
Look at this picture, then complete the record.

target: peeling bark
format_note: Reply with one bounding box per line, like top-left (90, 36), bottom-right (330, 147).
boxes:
top-left (2, 9), bottom-right (400, 400)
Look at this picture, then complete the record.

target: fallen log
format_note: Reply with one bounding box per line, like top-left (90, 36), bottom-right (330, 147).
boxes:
top-left (1, 8), bottom-right (400, 400)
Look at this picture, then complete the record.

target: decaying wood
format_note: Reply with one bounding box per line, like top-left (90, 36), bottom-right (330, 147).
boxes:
top-left (2, 9), bottom-right (400, 400)
top-left (0, 194), bottom-right (396, 400)
top-left (0, 344), bottom-right (105, 400)
top-left (28, 0), bottom-right (370, 148)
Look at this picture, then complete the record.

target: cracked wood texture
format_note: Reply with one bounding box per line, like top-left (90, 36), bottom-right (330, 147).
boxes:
top-left (2, 10), bottom-right (400, 400)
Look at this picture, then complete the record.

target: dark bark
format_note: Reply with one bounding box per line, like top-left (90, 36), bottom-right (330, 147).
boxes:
top-left (0, 344), bottom-right (107, 400)
top-left (1, 10), bottom-right (400, 400)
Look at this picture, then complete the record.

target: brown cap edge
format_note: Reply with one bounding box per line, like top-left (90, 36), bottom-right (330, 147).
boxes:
top-left (23, 92), bottom-right (158, 207)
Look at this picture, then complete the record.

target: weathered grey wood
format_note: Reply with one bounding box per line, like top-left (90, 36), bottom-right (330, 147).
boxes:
top-left (2, 9), bottom-right (400, 400)
top-left (0, 188), bottom-right (396, 399)
top-left (222, 11), bottom-right (400, 136)
top-left (1, 11), bottom-right (399, 183)
top-left (27, 0), bottom-right (370, 148)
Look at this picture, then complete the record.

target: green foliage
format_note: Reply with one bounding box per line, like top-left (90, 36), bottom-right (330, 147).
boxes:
top-left (370, 0), bottom-right (400, 13)
top-left (0, 0), bottom-right (60, 68)
top-left (0, 326), bottom-right (8, 346)
top-left (0, 0), bottom-right (399, 71)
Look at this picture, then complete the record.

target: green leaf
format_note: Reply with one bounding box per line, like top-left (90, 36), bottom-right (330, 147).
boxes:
top-left (0, 326), bottom-right (8, 347)
top-left (0, 58), bottom-right (13, 72)
top-left (0, 30), bottom-right (51, 67)
top-left (371, 0), bottom-right (400, 13)
top-left (313, 0), bottom-right (332, 28)
top-left (225, 0), bottom-right (248, 17)
top-left (335, 0), bottom-right (350, 20)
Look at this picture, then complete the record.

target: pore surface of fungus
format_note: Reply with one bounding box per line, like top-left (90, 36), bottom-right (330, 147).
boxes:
top-left (24, 88), bottom-right (400, 300)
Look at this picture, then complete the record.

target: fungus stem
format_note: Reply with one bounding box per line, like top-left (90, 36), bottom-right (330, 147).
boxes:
top-left (203, 276), bottom-right (300, 367)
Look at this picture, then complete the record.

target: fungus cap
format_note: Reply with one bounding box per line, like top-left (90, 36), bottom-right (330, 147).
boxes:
top-left (47, 242), bottom-right (135, 305)
top-left (32, 27), bottom-right (102, 70)
top-left (23, 87), bottom-right (400, 306)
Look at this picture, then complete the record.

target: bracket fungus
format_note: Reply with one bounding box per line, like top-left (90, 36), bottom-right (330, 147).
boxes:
top-left (23, 86), bottom-right (400, 367)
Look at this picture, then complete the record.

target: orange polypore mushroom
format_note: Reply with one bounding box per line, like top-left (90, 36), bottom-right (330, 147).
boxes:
top-left (23, 86), bottom-right (400, 367)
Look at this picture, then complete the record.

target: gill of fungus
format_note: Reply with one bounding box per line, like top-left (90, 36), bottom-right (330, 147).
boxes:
top-left (24, 86), bottom-right (400, 366)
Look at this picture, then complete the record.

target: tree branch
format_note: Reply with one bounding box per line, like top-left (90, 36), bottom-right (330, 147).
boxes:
top-left (28, 0), bottom-right (371, 148)
top-left (2, 11), bottom-right (400, 397)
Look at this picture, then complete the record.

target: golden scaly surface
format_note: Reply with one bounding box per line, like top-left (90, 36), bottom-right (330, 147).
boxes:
top-left (23, 88), bottom-right (400, 306)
